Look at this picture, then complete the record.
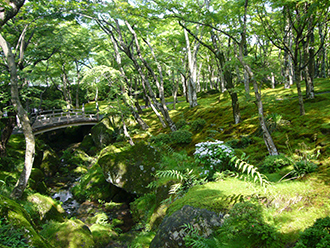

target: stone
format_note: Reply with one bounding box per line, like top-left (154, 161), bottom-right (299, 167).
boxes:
top-left (97, 142), bottom-right (160, 195)
top-left (27, 193), bottom-right (65, 224)
top-left (0, 194), bottom-right (52, 247)
top-left (150, 205), bottom-right (224, 248)
top-left (91, 117), bottom-right (118, 149)
top-left (41, 219), bottom-right (94, 248)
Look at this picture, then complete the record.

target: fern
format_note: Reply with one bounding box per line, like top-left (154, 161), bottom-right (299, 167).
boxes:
top-left (230, 156), bottom-right (269, 187)
top-left (182, 223), bottom-right (219, 248)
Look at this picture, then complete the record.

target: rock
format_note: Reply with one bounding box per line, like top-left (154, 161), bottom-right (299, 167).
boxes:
top-left (39, 149), bottom-right (60, 177)
top-left (27, 193), bottom-right (65, 224)
top-left (150, 205), bottom-right (224, 248)
top-left (29, 168), bottom-right (48, 194)
top-left (91, 117), bottom-right (118, 149)
top-left (41, 219), bottom-right (94, 248)
top-left (97, 142), bottom-right (160, 195)
top-left (0, 194), bottom-right (52, 248)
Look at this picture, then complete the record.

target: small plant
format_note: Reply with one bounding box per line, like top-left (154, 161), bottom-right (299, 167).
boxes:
top-left (149, 133), bottom-right (171, 145)
top-left (150, 169), bottom-right (206, 197)
top-left (170, 130), bottom-right (193, 145)
top-left (260, 154), bottom-right (291, 173)
top-left (183, 223), bottom-right (221, 248)
top-left (294, 216), bottom-right (330, 248)
top-left (292, 160), bottom-right (317, 178)
top-left (266, 113), bottom-right (283, 133)
top-left (191, 118), bottom-right (206, 132)
top-left (218, 201), bottom-right (279, 247)
top-left (230, 155), bottom-right (269, 187)
top-left (0, 217), bottom-right (31, 248)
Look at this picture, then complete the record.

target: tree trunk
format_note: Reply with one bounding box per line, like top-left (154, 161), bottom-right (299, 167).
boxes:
top-left (61, 65), bottom-right (72, 109)
top-left (109, 33), bottom-right (149, 130)
top-left (218, 52), bottom-right (241, 124)
top-left (184, 29), bottom-right (198, 108)
top-left (318, 22), bottom-right (326, 78)
top-left (172, 70), bottom-right (178, 110)
top-left (125, 21), bottom-right (176, 131)
top-left (0, 0), bottom-right (26, 27)
top-left (304, 9), bottom-right (315, 99)
top-left (0, 34), bottom-right (35, 199)
top-left (238, 0), bottom-right (278, 155)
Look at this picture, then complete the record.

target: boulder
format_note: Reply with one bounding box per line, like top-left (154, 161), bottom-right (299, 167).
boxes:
top-left (150, 205), bottom-right (224, 248)
top-left (91, 116), bottom-right (118, 149)
top-left (0, 194), bottom-right (52, 248)
top-left (97, 142), bottom-right (160, 195)
top-left (27, 193), bottom-right (65, 224)
top-left (40, 219), bottom-right (94, 248)
top-left (29, 168), bottom-right (48, 194)
top-left (39, 149), bottom-right (60, 177)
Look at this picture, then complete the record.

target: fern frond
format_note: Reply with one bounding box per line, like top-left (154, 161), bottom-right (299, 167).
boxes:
top-left (231, 156), bottom-right (269, 187)
top-left (156, 169), bottom-right (185, 181)
top-left (169, 183), bottom-right (183, 194)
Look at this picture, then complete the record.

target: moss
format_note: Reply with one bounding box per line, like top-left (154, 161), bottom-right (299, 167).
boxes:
top-left (0, 194), bottom-right (52, 247)
top-left (97, 142), bottom-right (161, 195)
top-left (89, 223), bottom-right (117, 248)
top-left (27, 193), bottom-right (65, 224)
top-left (40, 219), bottom-right (94, 248)
top-left (71, 163), bottom-right (116, 202)
top-left (39, 149), bottom-right (60, 177)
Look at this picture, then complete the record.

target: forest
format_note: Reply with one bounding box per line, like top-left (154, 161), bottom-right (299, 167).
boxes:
top-left (1, 0), bottom-right (330, 247)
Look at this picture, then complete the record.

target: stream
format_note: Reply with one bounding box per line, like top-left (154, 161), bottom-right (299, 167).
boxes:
top-left (41, 127), bottom-right (136, 246)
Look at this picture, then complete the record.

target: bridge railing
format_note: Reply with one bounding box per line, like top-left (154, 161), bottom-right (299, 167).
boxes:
top-left (30, 108), bottom-right (99, 126)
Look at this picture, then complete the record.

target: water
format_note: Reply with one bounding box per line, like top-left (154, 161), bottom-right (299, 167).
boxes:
top-left (52, 189), bottom-right (80, 215)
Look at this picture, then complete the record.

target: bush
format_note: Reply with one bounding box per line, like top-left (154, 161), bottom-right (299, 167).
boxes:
top-left (218, 201), bottom-right (279, 248)
top-left (294, 217), bottom-right (330, 248)
top-left (260, 154), bottom-right (291, 173)
top-left (191, 118), bottom-right (206, 132)
top-left (175, 119), bottom-right (188, 130)
top-left (170, 130), bottom-right (192, 145)
top-left (194, 140), bottom-right (234, 178)
top-left (150, 133), bottom-right (171, 145)
top-left (292, 160), bottom-right (317, 177)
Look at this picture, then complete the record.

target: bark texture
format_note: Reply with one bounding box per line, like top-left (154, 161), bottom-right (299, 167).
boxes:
top-left (0, 33), bottom-right (35, 199)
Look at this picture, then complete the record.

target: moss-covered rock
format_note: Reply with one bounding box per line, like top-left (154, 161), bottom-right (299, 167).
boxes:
top-left (40, 219), bottom-right (94, 248)
top-left (39, 149), bottom-right (60, 177)
top-left (97, 142), bottom-right (161, 195)
top-left (79, 134), bottom-right (97, 155)
top-left (0, 194), bottom-right (53, 248)
top-left (27, 193), bottom-right (65, 224)
top-left (91, 116), bottom-right (118, 149)
top-left (72, 163), bottom-right (131, 203)
top-left (29, 168), bottom-right (48, 194)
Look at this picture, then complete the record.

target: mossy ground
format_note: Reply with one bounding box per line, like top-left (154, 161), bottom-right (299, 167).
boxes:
top-left (2, 79), bottom-right (330, 247)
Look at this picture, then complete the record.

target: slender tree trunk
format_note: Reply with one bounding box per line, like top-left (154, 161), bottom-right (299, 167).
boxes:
top-left (184, 29), bottom-right (198, 108)
top-left (116, 96), bottom-right (134, 146)
top-left (61, 66), bottom-right (72, 109)
top-left (109, 33), bottom-right (149, 130)
top-left (74, 60), bottom-right (80, 108)
top-left (139, 34), bottom-right (177, 131)
top-left (172, 70), bottom-right (178, 110)
top-left (318, 22), bottom-right (326, 78)
top-left (0, 34), bottom-right (35, 199)
top-left (218, 52), bottom-right (241, 124)
top-left (239, 0), bottom-right (278, 155)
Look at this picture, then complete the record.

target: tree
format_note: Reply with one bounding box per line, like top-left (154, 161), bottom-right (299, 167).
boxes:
top-left (258, 0), bottom-right (330, 115)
